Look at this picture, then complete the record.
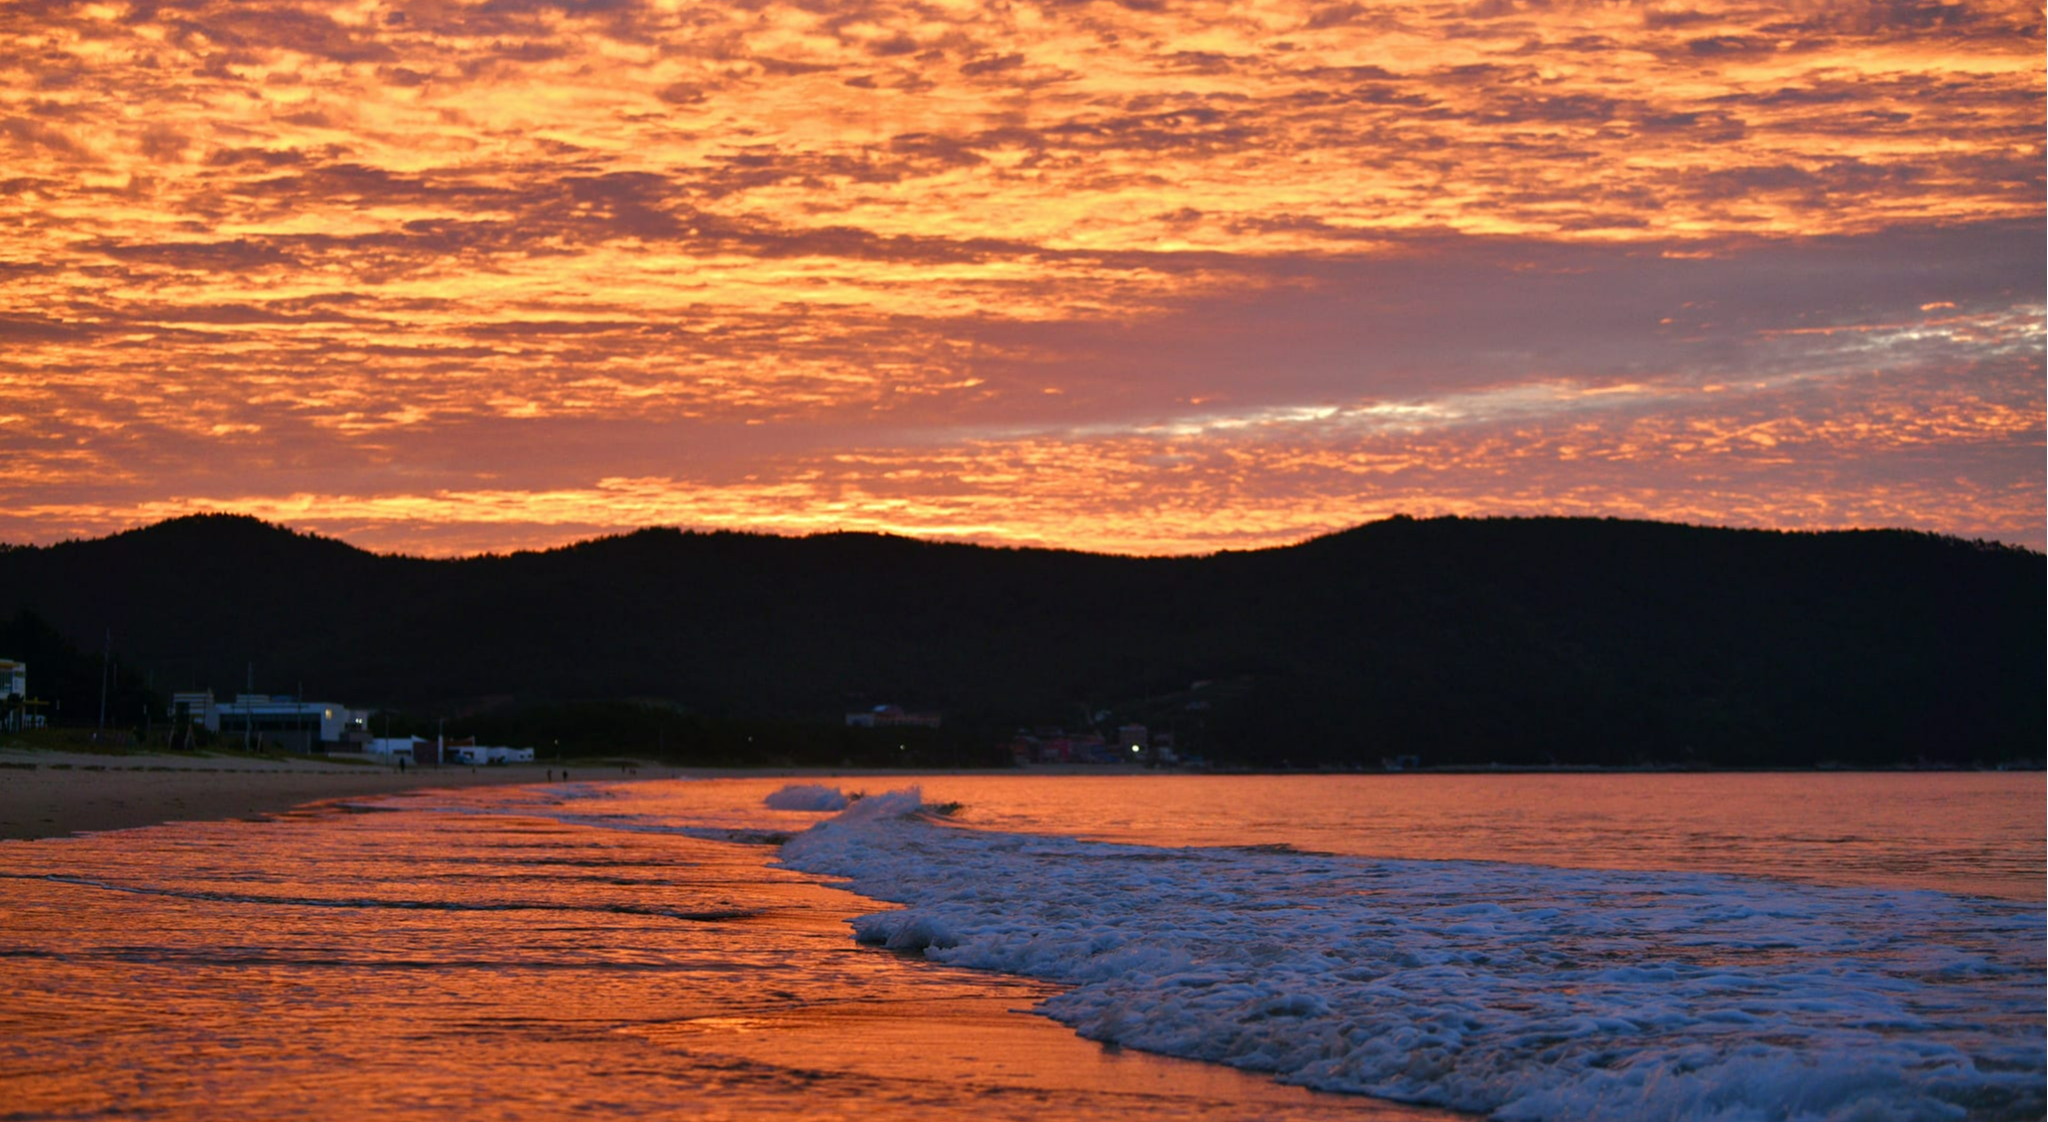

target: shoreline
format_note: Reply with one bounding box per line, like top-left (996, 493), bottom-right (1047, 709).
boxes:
top-left (7, 749), bottom-right (2038, 843)
top-left (0, 749), bottom-right (584, 841)
top-left (0, 756), bottom-right (1437, 1122)
top-left (0, 751), bottom-right (1130, 841)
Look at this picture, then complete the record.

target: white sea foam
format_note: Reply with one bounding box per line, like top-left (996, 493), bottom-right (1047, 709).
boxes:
top-left (778, 789), bottom-right (2045, 1122)
top-left (763, 784), bottom-right (852, 812)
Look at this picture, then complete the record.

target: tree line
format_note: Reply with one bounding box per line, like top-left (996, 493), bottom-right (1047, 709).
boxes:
top-left (0, 513), bottom-right (2038, 768)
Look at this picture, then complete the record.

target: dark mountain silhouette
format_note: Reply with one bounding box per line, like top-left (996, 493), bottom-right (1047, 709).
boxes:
top-left (1, 513), bottom-right (2039, 767)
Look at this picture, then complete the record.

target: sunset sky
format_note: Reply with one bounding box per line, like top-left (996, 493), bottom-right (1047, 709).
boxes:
top-left (2, 0), bottom-right (2041, 556)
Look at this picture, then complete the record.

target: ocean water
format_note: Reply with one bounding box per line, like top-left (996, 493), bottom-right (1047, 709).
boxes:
top-left (0, 772), bottom-right (2039, 1121)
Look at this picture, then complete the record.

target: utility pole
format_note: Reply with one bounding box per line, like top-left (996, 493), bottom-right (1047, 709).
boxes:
top-left (97, 628), bottom-right (110, 732)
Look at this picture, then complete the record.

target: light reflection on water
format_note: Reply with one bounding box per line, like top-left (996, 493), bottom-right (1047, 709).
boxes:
top-left (0, 792), bottom-right (1448, 1122)
top-left (0, 772), bottom-right (2038, 1120)
top-left (839, 772), bottom-right (2044, 901)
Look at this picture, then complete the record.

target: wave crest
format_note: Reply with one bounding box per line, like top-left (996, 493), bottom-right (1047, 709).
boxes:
top-left (778, 788), bottom-right (2045, 1122)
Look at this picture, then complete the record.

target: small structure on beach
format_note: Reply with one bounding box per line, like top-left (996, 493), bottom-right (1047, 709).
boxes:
top-left (448, 743), bottom-right (536, 765)
top-left (367, 736), bottom-right (425, 764)
top-left (845, 704), bottom-right (942, 729)
top-left (1010, 724), bottom-right (1181, 766)
top-left (172, 690), bottom-right (370, 752)
top-left (367, 735), bottom-right (534, 766)
top-left (1008, 729), bottom-right (1112, 765)
top-left (0, 659), bottom-right (33, 731)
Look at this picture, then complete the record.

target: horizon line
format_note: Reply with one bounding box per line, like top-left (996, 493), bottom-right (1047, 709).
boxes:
top-left (6, 511), bottom-right (2041, 565)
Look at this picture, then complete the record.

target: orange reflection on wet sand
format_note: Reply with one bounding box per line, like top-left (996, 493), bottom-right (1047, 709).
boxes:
top-left (0, 796), bottom-right (1450, 1122)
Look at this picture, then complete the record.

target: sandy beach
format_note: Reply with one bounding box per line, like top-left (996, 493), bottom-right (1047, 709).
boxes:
top-left (0, 749), bottom-right (1154, 842)
top-left (0, 765), bottom-right (1433, 1122)
top-left (0, 749), bottom-right (584, 841)
top-left (3, 760), bottom-right (2036, 1121)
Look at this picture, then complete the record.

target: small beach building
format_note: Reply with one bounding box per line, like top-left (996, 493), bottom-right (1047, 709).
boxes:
top-left (171, 690), bottom-right (215, 728)
top-left (1018, 730), bottom-right (1110, 764)
top-left (0, 659), bottom-right (25, 731)
top-left (845, 704), bottom-right (943, 728)
top-left (449, 744), bottom-right (536, 765)
top-left (366, 736), bottom-right (426, 763)
top-left (209, 695), bottom-right (368, 752)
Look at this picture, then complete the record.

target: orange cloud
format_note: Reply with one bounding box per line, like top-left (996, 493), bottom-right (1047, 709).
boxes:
top-left (0, 0), bottom-right (2040, 555)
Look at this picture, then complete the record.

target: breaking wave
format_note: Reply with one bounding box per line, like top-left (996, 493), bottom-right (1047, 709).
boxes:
top-left (778, 789), bottom-right (2044, 1122)
top-left (763, 784), bottom-right (852, 812)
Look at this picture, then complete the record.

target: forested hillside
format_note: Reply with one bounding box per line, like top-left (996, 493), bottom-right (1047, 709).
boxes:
top-left (2, 514), bottom-right (2038, 767)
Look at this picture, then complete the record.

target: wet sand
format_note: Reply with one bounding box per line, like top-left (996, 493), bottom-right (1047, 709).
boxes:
top-left (0, 752), bottom-right (1147, 842)
top-left (0, 760), bottom-right (1459, 1122)
top-left (0, 750), bottom-right (569, 840)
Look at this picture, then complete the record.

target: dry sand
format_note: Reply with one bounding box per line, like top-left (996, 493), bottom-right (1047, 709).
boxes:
top-left (0, 749), bottom-right (579, 840)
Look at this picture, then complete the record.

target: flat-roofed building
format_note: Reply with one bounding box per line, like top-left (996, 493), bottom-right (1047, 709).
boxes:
top-left (213, 694), bottom-right (367, 752)
top-left (171, 690), bottom-right (216, 727)
top-left (367, 736), bottom-right (425, 762)
top-left (845, 704), bottom-right (942, 728)
top-left (449, 744), bottom-right (536, 765)
top-left (0, 659), bottom-right (24, 731)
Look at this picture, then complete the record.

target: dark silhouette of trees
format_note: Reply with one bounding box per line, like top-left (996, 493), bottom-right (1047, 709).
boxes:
top-left (0, 513), bottom-right (2037, 767)
top-left (0, 610), bottom-right (162, 734)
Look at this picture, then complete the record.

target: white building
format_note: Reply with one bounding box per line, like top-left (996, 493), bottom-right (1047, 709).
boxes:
top-left (367, 738), bottom-right (532, 765)
top-left (449, 744), bottom-right (535, 765)
top-left (845, 704), bottom-right (942, 728)
top-left (366, 736), bottom-right (426, 762)
top-left (171, 690), bottom-right (215, 726)
top-left (177, 691), bottom-right (368, 751)
top-left (0, 659), bottom-right (29, 731)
